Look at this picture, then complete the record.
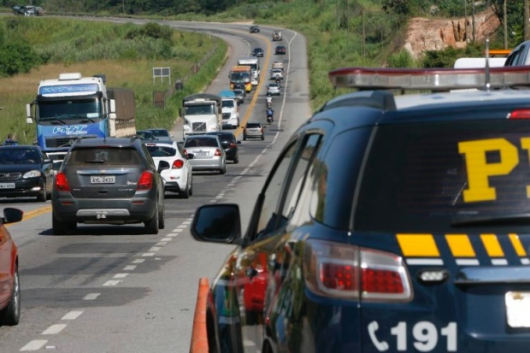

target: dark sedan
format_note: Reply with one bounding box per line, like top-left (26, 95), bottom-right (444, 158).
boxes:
top-left (0, 146), bottom-right (54, 202)
top-left (275, 45), bottom-right (286, 55)
top-left (252, 47), bottom-right (264, 57)
top-left (205, 132), bottom-right (240, 164)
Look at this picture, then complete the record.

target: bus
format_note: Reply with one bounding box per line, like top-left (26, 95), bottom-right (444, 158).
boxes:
top-left (237, 57), bottom-right (261, 86)
top-left (229, 66), bottom-right (252, 92)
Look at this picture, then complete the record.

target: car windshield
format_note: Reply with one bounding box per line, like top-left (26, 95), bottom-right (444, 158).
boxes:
top-left (0, 148), bottom-right (41, 164)
top-left (68, 147), bottom-right (142, 166)
top-left (222, 100), bottom-right (234, 108)
top-left (234, 89), bottom-right (244, 95)
top-left (184, 138), bottom-right (218, 148)
top-left (38, 98), bottom-right (102, 122)
top-left (149, 130), bottom-right (170, 137)
top-left (146, 145), bottom-right (177, 157)
top-left (137, 131), bottom-right (155, 140)
top-left (246, 123), bottom-right (260, 128)
top-left (185, 105), bottom-right (216, 115)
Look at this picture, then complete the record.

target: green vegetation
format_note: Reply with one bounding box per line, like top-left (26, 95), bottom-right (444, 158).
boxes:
top-left (0, 17), bottom-right (227, 144)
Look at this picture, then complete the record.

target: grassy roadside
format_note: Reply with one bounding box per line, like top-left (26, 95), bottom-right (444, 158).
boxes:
top-left (0, 17), bottom-right (227, 144)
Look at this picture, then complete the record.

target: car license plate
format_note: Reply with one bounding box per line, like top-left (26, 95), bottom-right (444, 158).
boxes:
top-left (90, 176), bottom-right (115, 184)
top-left (196, 152), bottom-right (208, 156)
top-left (0, 183), bottom-right (15, 189)
top-left (506, 291), bottom-right (530, 327)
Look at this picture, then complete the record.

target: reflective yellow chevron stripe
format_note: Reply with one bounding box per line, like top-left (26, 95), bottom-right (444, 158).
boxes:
top-left (446, 234), bottom-right (476, 257)
top-left (509, 233), bottom-right (527, 257)
top-left (480, 234), bottom-right (504, 257)
top-left (397, 234), bottom-right (440, 257)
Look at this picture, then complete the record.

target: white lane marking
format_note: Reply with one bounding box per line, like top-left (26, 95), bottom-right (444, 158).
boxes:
top-left (42, 324), bottom-right (67, 335)
top-left (456, 259), bottom-right (480, 266)
top-left (177, 225), bottom-right (187, 229)
top-left (124, 265), bottom-right (137, 271)
top-left (522, 258), bottom-right (530, 265)
top-left (132, 259), bottom-right (145, 264)
top-left (156, 242), bottom-right (167, 246)
top-left (83, 293), bottom-right (100, 301)
top-left (103, 280), bottom-right (121, 286)
top-left (166, 233), bottom-right (178, 237)
top-left (215, 195), bottom-right (223, 199)
top-left (175, 229), bottom-right (184, 232)
top-left (160, 238), bottom-right (172, 241)
top-left (113, 273), bottom-right (128, 279)
top-left (20, 340), bottom-right (48, 351)
top-left (142, 253), bottom-right (154, 257)
top-left (209, 200), bottom-right (217, 203)
top-left (62, 311), bottom-right (83, 320)
top-left (149, 247), bottom-right (161, 252)
top-left (182, 221), bottom-right (191, 225)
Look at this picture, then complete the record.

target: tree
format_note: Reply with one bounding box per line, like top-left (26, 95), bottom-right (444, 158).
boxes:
top-left (381, 0), bottom-right (410, 15)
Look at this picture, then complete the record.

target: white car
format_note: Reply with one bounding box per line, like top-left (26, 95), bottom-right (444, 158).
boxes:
top-left (270, 69), bottom-right (283, 80)
top-left (267, 83), bottom-right (281, 96)
top-left (145, 142), bottom-right (193, 198)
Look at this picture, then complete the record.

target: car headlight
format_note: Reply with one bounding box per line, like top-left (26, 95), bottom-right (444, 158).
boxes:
top-left (23, 170), bottom-right (42, 178)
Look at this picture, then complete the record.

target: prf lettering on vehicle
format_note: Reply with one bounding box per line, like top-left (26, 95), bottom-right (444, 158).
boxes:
top-left (459, 137), bottom-right (529, 202)
top-left (52, 125), bottom-right (88, 135)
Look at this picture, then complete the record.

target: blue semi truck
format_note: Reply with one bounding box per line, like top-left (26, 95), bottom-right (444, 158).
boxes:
top-left (26, 73), bottom-right (136, 160)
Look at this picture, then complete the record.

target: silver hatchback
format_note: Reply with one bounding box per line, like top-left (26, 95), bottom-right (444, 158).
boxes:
top-left (183, 135), bottom-right (227, 174)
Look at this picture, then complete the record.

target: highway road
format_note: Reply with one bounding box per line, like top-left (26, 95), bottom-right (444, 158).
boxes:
top-left (0, 19), bottom-right (311, 352)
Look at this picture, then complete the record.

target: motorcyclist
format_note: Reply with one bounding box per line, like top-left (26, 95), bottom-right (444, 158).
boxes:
top-left (275, 77), bottom-right (281, 86)
top-left (266, 96), bottom-right (272, 108)
top-left (266, 108), bottom-right (274, 122)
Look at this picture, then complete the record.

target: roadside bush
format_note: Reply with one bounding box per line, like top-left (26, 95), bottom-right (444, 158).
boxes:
top-left (421, 43), bottom-right (484, 68)
top-left (387, 50), bottom-right (417, 68)
top-left (0, 40), bottom-right (41, 77)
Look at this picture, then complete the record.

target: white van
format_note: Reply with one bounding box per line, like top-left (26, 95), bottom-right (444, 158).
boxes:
top-left (221, 97), bottom-right (239, 128)
top-left (453, 57), bottom-right (507, 69)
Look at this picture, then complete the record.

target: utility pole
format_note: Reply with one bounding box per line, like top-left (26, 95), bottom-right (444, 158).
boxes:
top-left (523, 0), bottom-right (530, 40)
top-left (503, 0), bottom-right (507, 49)
top-left (122, 0), bottom-right (125, 14)
top-left (472, 0), bottom-right (476, 42)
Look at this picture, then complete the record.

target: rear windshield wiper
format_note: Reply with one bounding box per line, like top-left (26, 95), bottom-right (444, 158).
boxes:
top-left (451, 213), bottom-right (530, 227)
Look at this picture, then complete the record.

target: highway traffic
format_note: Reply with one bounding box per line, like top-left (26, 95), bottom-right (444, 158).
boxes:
top-left (0, 20), bottom-right (310, 352)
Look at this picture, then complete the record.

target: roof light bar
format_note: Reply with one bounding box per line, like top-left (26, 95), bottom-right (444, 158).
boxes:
top-left (328, 67), bottom-right (530, 91)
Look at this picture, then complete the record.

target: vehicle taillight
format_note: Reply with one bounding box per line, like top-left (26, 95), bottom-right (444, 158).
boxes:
top-left (137, 171), bottom-right (153, 190)
top-left (260, 128), bottom-right (264, 133)
top-left (508, 109), bottom-right (530, 119)
top-left (304, 239), bottom-right (412, 302)
top-left (214, 149), bottom-right (221, 156)
top-left (54, 172), bottom-right (70, 191)
top-left (172, 159), bottom-right (184, 169)
top-left (182, 149), bottom-right (187, 156)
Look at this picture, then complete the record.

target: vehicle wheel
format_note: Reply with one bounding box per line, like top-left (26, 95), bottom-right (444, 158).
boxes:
top-left (158, 201), bottom-right (165, 230)
top-left (189, 178), bottom-right (193, 196)
top-left (52, 214), bottom-right (76, 235)
top-left (0, 265), bottom-right (20, 326)
top-left (261, 136), bottom-right (265, 141)
top-left (243, 136), bottom-right (247, 141)
top-left (180, 182), bottom-right (190, 199)
top-left (219, 165), bottom-right (226, 175)
top-left (234, 157), bottom-right (239, 164)
top-left (36, 180), bottom-right (46, 202)
top-left (144, 204), bottom-right (159, 234)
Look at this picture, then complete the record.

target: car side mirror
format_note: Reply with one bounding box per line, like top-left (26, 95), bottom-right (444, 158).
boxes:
top-left (2, 208), bottom-right (23, 224)
top-left (43, 158), bottom-right (52, 164)
top-left (191, 204), bottom-right (241, 243)
top-left (186, 153), bottom-right (194, 160)
top-left (157, 160), bottom-right (170, 172)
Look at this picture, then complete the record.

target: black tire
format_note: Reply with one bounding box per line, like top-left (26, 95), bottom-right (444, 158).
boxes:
top-left (233, 157), bottom-right (239, 164)
top-left (144, 204), bottom-right (159, 234)
top-left (261, 136), bottom-right (264, 141)
top-left (219, 165), bottom-right (226, 175)
top-left (243, 136), bottom-right (247, 141)
top-left (0, 266), bottom-right (20, 326)
top-left (36, 180), bottom-right (46, 202)
top-left (180, 181), bottom-right (190, 199)
top-left (189, 178), bottom-right (193, 196)
top-left (158, 201), bottom-right (165, 230)
top-left (52, 214), bottom-right (76, 235)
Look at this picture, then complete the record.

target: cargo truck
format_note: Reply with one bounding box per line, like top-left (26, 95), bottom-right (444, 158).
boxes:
top-left (181, 94), bottom-right (223, 138)
top-left (26, 73), bottom-right (136, 160)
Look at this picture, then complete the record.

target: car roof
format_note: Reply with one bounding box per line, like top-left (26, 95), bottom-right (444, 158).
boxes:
top-left (71, 137), bottom-right (140, 148)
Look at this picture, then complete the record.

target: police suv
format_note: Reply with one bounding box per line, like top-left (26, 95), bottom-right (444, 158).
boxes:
top-left (191, 64), bottom-right (530, 352)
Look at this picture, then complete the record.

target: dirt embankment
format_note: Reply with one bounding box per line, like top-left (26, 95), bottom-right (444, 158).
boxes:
top-left (403, 7), bottom-right (501, 59)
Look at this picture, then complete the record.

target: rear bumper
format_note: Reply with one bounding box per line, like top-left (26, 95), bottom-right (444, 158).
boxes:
top-left (52, 196), bottom-right (156, 224)
top-left (189, 158), bottom-right (224, 171)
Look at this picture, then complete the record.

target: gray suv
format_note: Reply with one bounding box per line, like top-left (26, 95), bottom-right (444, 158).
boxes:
top-left (51, 137), bottom-right (165, 235)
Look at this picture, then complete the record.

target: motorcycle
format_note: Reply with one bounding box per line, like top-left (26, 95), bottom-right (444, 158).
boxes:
top-left (266, 101), bottom-right (272, 109)
top-left (267, 114), bottom-right (273, 124)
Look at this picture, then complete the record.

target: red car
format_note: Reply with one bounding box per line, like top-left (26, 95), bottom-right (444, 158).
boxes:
top-left (0, 208), bottom-right (23, 326)
top-left (275, 45), bottom-right (286, 55)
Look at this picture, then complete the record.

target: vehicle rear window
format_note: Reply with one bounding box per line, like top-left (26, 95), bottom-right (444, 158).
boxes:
top-left (68, 147), bottom-right (142, 166)
top-left (146, 146), bottom-right (176, 157)
top-left (355, 120), bottom-right (530, 233)
top-left (246, 123), bottom-right (260, 128)
top-left (185, 138), bottom-right (218, 148)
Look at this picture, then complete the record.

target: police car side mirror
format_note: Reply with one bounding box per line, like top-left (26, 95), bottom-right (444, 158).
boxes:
top-left (191, 204), bottom-right (241, 244)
